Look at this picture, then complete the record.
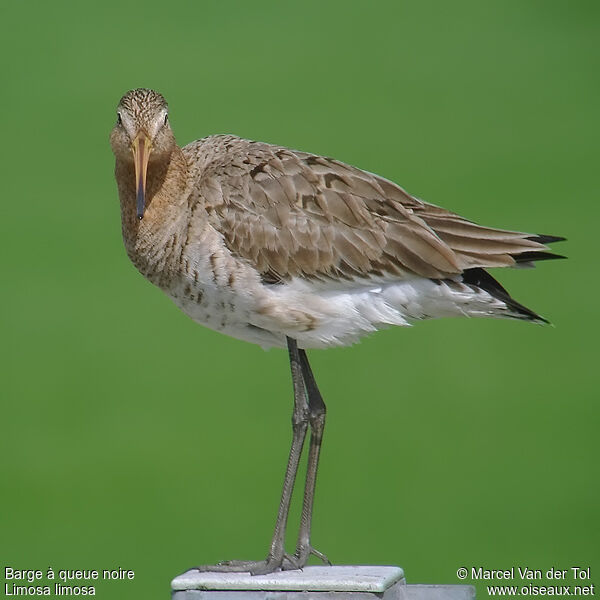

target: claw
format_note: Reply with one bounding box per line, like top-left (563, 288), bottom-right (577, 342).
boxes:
top-left (310, 546), bottom-right (331, 565)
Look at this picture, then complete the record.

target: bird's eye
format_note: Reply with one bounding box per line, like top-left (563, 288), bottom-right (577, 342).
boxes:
top-left (117, 112), bottom-right (122, 125)
top-left (164, 114), bottom-right (168, 125)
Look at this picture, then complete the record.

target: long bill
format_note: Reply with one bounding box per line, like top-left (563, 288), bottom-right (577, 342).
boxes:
top-left (131, 132), bottom-right (152, 220)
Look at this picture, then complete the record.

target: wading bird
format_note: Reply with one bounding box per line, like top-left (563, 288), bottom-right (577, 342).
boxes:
top-left (110, 89), bottom-right (564, 575)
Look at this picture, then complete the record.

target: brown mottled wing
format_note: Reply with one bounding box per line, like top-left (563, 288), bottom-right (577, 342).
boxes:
top-left (194, 136), bottom-right (551, 283)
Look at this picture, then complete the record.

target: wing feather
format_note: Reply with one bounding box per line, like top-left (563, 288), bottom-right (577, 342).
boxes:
top-left (189, 135), bottom-right (556, 283)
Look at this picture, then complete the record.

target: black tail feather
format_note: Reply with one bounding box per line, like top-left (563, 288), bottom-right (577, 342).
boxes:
top-left (527, 234), bottom-right (567, 245)
top-left (516, 234), bottom-right (566, 264)
top-left (457, 234), bottom-right (563, 323)
top-left (462, 267), bottom-right (548, 323)
top-left (515, 251), bottom-right (567, 263)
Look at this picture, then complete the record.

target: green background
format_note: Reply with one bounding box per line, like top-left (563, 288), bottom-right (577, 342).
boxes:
top-left (1, 1), bottom-right (598, 598)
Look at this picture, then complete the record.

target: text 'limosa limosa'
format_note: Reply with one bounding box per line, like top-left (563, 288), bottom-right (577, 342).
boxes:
top-left (110, 88), bottom-right (565, 575)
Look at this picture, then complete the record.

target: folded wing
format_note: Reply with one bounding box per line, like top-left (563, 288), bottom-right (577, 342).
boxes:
top-left (192, 136), bottom-right (563, 284)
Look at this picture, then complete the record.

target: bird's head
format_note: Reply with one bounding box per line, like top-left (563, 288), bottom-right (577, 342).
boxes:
top-left (110, 88), bottom-right (175, 220)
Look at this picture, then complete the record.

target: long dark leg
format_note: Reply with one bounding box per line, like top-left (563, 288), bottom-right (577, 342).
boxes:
top-left (261, 338), bottom-right (310, 569)
top-left (286, 348), bottom-right (329, 568)
top-left (195, 337), bottom-right (309, 575)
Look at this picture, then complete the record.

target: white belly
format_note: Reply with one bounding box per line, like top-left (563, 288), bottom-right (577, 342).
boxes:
top-left (165, 272), bottom-right (507, 350)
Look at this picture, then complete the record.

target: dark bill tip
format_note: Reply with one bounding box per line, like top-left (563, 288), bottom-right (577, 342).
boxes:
top-left (136, 184), bottom-right (145, 220)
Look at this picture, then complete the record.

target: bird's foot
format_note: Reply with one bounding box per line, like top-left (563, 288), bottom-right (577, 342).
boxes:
top-left (195, 555), bottom-right (298, 576)
top-left (281, 545), bottom-right (331, 571)
top-left (194, 543), bottom-right (330, 576)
